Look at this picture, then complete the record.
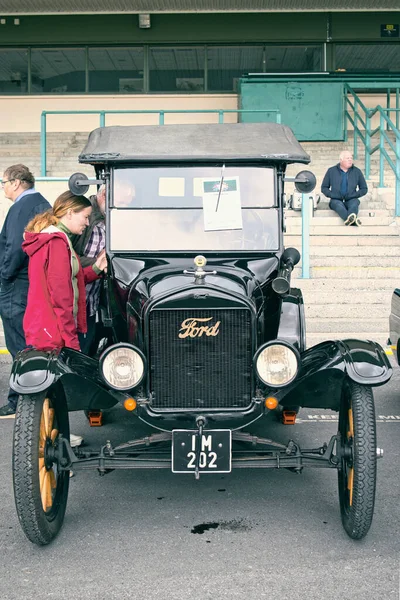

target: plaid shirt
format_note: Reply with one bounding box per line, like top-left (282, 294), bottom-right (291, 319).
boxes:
top-left (83, 221), bottom-right (106, 317)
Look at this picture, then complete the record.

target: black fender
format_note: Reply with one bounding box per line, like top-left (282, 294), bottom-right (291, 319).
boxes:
top-left (278, 338), bottom-right (392, 411)
top-left (277, 288), bottom-right (306, 353)
top-left (10, 348), bottom-right (119, 412)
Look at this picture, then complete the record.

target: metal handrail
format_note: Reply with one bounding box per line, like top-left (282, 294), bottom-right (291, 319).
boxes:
top-left (344, 83), bottom-right (400, 216)
top-left (40, 108), bottom-right (281, 176)
top-left (301, 194), bottom-right (313, 279)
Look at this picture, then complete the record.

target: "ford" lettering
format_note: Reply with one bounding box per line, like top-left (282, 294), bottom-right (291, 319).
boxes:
top-left (178, 317), bottom-right (220, 338)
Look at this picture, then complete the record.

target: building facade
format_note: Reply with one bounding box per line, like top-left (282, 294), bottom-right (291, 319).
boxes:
top-left (0, 1), bottom-right (398, 132)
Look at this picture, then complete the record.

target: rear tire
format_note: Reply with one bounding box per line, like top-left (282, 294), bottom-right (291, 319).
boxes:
top-left (338, 381), bottom-right (376, 540)
top-left (13, 390), bottom-right (70, 545)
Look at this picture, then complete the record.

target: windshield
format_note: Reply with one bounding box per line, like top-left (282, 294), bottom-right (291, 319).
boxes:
top-left (109, 166), bottom-right (280, 252)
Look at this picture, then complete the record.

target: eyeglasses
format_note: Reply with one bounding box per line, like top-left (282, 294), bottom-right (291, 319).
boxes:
top-left (1, 179), bottom-right (15, 187)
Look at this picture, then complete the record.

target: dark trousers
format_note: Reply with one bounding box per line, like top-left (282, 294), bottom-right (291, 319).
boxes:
top-left (329, 198), bottom-right (360, 221)
top-left (0, 279), bottom-right (28, 409)
top-left (78, 312), bottom-right (96, 356)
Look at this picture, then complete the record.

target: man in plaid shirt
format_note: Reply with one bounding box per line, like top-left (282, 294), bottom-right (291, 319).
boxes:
top-left (73, 186), bottom-right (106, 354)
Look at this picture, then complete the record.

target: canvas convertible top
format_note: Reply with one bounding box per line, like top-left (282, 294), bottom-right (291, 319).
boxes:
top-left (79, 122), bottom-right (310, 165)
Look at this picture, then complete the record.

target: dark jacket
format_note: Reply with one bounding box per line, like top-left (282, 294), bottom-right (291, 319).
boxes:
top-left (321, 164), bottom-right (368, 201)
top-left (72, 194), bottom-right (105, 268)
top-left (0, 191), bottom-right (50, 283)
top-left (22, 228), bottom-right (100, 351)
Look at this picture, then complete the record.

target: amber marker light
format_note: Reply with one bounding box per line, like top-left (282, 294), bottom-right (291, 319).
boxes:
top-left (124, 398), bottom-right (137, 411)
top-left (265, 397), bottom-right (278, 410)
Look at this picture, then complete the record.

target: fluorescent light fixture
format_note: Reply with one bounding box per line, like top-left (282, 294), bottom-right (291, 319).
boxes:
top-left (138, 13), bottom-right (151, 29)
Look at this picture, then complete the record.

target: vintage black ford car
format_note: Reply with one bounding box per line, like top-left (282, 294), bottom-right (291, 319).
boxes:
top-left (10, 123), bottom-right (392, 545)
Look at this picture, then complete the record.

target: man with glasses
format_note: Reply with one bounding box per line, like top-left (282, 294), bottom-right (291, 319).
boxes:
top-left (0, 164), bottom-right (50, 417)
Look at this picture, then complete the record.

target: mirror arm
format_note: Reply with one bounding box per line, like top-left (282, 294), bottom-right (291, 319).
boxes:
top-left (76, 178), bottom-right (104, 186)
top-left (283, 176), bottom-right (310, 183)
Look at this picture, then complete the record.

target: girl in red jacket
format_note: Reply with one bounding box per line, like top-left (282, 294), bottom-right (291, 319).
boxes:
top-left (22, 191), bottom-right (107, 352)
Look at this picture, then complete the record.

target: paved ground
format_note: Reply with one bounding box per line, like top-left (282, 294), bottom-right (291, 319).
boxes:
top-left (0, 355), bottom-right (399, 600)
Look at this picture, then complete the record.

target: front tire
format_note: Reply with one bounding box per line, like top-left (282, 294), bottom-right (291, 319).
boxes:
top-left (13, 390), bottom-right (70, 545)
top-left (338, 381), bottom-right (377, 540)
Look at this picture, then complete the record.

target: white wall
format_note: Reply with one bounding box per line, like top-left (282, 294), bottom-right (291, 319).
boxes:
top-left (0, 91), bottom-right (396, 133)
top-left (1, 93), bottom-right (239, 133)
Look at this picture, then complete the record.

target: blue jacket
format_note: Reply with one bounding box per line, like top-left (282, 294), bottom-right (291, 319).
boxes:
top-left (0, 191), bottom-right (50, 283)
top-left (321, 164), bottom-right (368, 201)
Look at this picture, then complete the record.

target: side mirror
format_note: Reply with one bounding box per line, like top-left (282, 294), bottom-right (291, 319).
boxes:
top-left (294, 170), bottom-right (316, 194)
top-left (68, 172), bottom-right (90, 196)
top-left (68, 172), bottom-right (104, 196)
top-left (281, 247), bottom-right (301, 267)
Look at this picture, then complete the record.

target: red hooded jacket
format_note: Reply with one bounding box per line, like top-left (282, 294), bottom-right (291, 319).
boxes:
top-left (22, 227), bottom-right (100, 351)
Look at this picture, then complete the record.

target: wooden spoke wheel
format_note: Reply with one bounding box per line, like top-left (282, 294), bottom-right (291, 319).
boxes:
top-left (338, 381), bottom-right (377, 540)
top-left (13, 390), bottom-right (70, 545)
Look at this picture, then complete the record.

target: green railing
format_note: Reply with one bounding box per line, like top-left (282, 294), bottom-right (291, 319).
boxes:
top-left (344, 83), bottom-right (400, 216)
top-left (40, 108), bottom-right (281, 177)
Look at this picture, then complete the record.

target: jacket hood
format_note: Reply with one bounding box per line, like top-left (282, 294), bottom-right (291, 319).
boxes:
top-left (22, 226), bottom-right (69, 257)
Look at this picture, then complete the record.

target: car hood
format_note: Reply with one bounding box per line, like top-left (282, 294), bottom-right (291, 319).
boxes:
top-left (111, 255), bottom-right (280, 315)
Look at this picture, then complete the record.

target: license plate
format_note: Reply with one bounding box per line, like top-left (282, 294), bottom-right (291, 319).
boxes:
top-left (172, 429), bottom-right (232, 474)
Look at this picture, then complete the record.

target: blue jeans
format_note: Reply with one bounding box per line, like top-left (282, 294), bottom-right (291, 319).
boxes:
top-left (329, 198), bottom-right (360, 222)
top-left (0, 278), bottom-right (28, 409)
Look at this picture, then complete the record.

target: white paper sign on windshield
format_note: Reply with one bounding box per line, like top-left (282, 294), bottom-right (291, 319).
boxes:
top-left (202, 177), bottom-right (243, 231)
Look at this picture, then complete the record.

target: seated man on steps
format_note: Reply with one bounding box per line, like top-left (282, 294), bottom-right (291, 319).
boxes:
top-left (321, 150), bottom-right (368, 227)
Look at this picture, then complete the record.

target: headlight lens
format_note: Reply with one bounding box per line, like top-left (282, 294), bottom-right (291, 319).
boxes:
top-left (256, 343), bottom-right (299, 387)
top-left (101, 346), bottom-right (144, 390)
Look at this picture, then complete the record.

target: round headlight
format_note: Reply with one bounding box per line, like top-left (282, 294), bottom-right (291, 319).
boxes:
top-left (255, 343), bottom-right (299, 387)
top-left (100, 345), bottom-right (145, 390)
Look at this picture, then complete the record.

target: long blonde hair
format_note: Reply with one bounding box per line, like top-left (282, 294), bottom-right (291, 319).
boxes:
top-left (26, 191), bottom-right (91, 233)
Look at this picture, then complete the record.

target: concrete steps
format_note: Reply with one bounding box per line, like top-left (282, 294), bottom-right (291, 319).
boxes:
top-left (293, 277), bottom-right (399, 291)
top-left (306, 332), bottom-right (389, 347)
top-left (294, 266), bottom-right (400, 278)
top-left (306, 246), bottom-right (400, 256)
top-left (299, 256), bottom-right (399, 267)
top-left (286, 234), bottom-right (400, 246)
top-left (306, 304), bottom-right (386, 319)
top-left (306, 317), bottom-right (387, 334)
top-left (288, 215), bottom-right (393, 226)
top-left (287, 208), bottom-right (389, 217)
top-left (288, 172), bottom-right (397, 347)
top-left (287, 225), bottom-right (397, 236)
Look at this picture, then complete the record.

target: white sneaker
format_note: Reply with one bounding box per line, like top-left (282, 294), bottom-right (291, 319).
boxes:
top-left (344, 213), bottom-right (356, 226)
top-left (70, 433), bottom-right (83, 448)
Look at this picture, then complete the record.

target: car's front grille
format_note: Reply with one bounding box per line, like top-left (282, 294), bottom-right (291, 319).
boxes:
top-left (149, 308), bottom-right (252, 410)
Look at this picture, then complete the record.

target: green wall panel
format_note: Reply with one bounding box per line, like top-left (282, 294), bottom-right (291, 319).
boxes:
top-left (239, 79), bottom-right (344, 141)
top-left (331, 12), bottom-right (400, 41)
top-left (0, 12), bottom-right (399, 46)
top-left (0, 13), bottom-right (328, 45)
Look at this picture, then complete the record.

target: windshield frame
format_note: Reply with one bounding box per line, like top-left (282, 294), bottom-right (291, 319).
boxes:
top-left (105, 162), bottom-right (284, 256)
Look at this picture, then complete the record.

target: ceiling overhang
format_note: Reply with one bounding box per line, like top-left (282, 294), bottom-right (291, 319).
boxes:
top-left (0, 1), bottom-right (399, 15)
